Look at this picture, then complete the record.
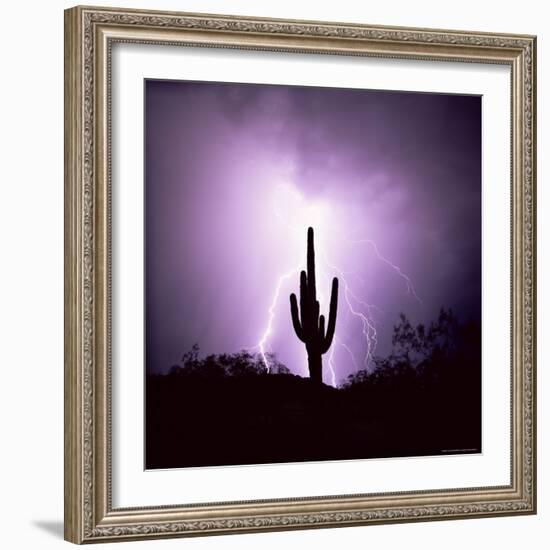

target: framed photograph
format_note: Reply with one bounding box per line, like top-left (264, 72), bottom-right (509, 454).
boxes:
top-left (64, 5), bottom-right (537, 543)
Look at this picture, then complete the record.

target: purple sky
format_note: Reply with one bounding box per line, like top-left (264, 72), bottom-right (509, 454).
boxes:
top-left (145, 79), bottom-right (481, 385)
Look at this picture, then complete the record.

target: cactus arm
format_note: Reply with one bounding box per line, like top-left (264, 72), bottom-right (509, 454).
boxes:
top-left (290, 293), bottom-right (305, 342)
top-left (319, 314), bottom-right (326, 341)
top-left (321, 277), bottom-right (339, 354)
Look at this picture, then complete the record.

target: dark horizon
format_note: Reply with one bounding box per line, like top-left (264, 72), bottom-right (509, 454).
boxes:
top-left (145, 79), bottom-right (481, 385)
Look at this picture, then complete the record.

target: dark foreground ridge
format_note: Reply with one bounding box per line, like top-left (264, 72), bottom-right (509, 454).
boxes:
top-left (146, 310), bottom-right (481, 470)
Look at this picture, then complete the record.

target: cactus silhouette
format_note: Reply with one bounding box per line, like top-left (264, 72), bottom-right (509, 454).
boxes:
top-left (290, 227), bottom-right (339, 384)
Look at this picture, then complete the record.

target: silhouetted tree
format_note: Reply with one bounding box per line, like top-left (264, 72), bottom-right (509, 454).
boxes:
top-left (344, 308), bottom-right (473, 390)
top-left (290, 227), bottom-right (339, 384)
top-left (385, 308), bottom-right (459, 369)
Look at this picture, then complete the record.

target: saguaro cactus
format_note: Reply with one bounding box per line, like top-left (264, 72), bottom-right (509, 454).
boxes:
top-left (290, 227), bottom-right (339, 384)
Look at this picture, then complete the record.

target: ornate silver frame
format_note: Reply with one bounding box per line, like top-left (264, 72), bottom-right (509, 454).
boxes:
top-left (64, 5), bottom-right (537, 544)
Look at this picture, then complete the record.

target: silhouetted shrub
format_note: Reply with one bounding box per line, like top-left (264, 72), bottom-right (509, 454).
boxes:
top-left (167, 345), bottom-right (292, 380)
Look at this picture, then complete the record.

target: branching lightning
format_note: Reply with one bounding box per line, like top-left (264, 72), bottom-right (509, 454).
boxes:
top-left (328, 342), bottom-right (337, 387)
top-left (350, 239), bottom-right (423, 305)
top-left (257, 266), bottom-right (300, 372)
top-left (321, 255), bottom-right (379, 372)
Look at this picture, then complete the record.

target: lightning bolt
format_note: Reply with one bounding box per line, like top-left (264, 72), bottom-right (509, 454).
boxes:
top-left (350, 239), bottom-right (423, 305)
top-left (321, 255), bottom-right (379, 374)
top-left (328, 342), bottom-right (337, 387)
top-left (328, 336), bottom-right (359, 387)
top-left (257, 266), bottom-right (301, 372)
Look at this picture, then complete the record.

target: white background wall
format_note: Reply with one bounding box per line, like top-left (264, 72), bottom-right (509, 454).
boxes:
top-left (0, 1), bottom-right (546, 548)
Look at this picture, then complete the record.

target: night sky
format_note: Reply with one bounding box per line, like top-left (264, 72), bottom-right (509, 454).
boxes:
top-left (145, 79), bottom-right (481, 385)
